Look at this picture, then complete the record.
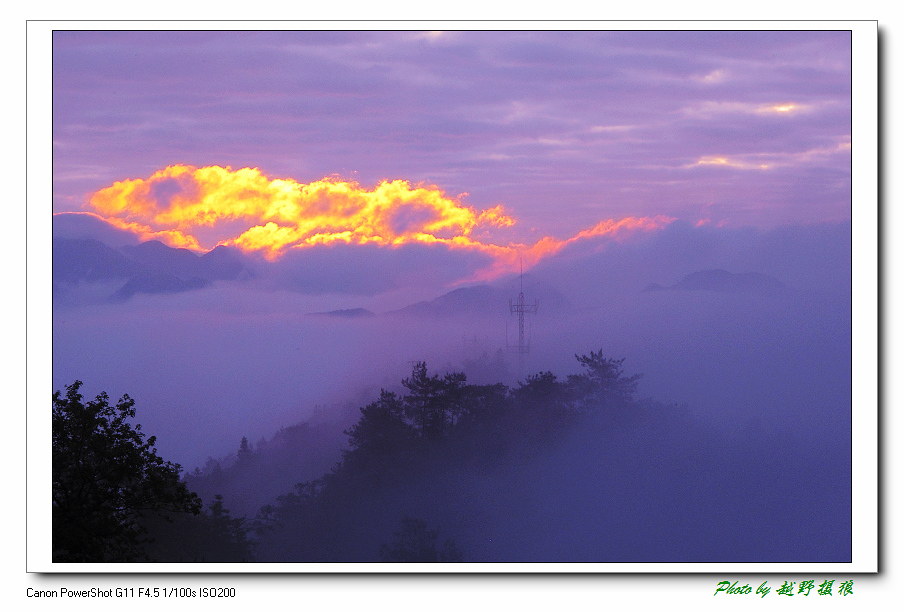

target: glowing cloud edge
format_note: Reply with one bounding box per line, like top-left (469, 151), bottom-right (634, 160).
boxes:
top-left (81, 164), bottom-right (675, 281)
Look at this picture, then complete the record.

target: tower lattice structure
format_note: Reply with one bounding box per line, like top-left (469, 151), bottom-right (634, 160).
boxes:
top-left (508, 260), bottom-right (538, 378)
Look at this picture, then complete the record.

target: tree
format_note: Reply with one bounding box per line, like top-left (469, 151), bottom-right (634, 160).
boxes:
top-left (342, 390), bottom-right (415, 475)
top-left (345, 391), bottom-right (410, 451)
top-left (402, 362), bottom-right (467, 439)
top-left (237, 436), bottom-right (252, 463)
top-left (567, 351), bottom-right (642, 411)
top-left (52, 380), bottom-right (201, 562)
top-left (139, 493), bottom-right (254, 562)
top-left (198, 494), bottom-right (254, 561)
top-left (455, 381), bottom-right (509, 430)
top-left (379, 517), bottom-right (463, 562)
top-left (402, 362), bottom-right (445, 438)
top-left (512, 371), bottom-right (577, 433)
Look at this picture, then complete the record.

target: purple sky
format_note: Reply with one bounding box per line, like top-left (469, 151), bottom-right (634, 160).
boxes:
top-left (53, 30), bottom-right (852, 242)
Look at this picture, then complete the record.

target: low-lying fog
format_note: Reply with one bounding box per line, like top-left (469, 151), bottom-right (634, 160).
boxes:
top-left (51, 221), bottom-right (851, 475)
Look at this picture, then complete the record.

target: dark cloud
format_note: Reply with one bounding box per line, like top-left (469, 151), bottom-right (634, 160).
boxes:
top-left (264, 242), bottom-right (496, 296)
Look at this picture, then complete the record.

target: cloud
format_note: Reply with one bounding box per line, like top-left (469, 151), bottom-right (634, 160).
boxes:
top-left (694, 68), bottom-right (729, 84)
top-left (266, 242), bottom-right (497, 296)
top-left (685, 138), bottom-right (851, 171)
top-left (53, 32), bottom-right (852, 233)
top-left (87, 165), bottom-right (514, 255)
top-left (84, 165), bottom-right (673, 283)
top-left (680, 100), bottom-right (817, 119)
top-left (588, 125), bottom-right (637, 134)
top-left (687, 155), bottom-right (773, 171)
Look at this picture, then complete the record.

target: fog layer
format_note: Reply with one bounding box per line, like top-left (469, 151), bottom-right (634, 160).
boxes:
top-left (52, 221), bottom-right (850, 475)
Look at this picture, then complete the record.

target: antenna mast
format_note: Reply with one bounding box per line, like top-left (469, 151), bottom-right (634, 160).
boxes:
top-left (508, 257), bottom-right (539, 378)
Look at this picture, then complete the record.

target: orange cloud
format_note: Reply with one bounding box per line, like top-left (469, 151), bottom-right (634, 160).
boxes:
top-left (454, 215), bottom-right (675, 282)
top-left (85, 164), bottom-right (673, 280)
top-left (88, 165), bottom-right (515, 259)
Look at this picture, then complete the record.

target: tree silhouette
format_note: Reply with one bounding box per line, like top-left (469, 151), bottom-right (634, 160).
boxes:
top-left (568, 351), bottom-right (642, 411)
top-left (379, 517), bottom-right (463, 562)
top-left (401, 362), bottom-right (445, 438)
top-left (52, 380), bottom-right (201, 562)
top-left (402, 362), bottom-right (467, 439)
top-left (246, 351), bottom-right (647, 562)
top-left (237, 436), bottom-right (252, 463)
top-left (139, 493), bottom-right (255, 562)
top-left (199, 494), bottom-right (254, 561)
top-left (344, 390), bottom-right (413, 467)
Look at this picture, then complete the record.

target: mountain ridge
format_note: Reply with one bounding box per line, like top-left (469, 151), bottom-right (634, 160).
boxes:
top-left (53, 236), bottom-right (252, 303)
top-left (643, 269), bottom-right (786, 295)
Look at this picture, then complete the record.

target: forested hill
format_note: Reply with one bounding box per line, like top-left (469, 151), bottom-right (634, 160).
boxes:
top-left (181, 350), bottom-right (850, 564)
top-left (53, 349), bottom-right (850, 563)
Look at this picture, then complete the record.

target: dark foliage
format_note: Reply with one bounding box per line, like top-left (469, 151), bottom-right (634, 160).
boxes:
top-left (52, 380), bottom-right (202, 561)
top-left (401, 362), bottom-right (468, 440)
top-left (379, 517), bottom-right (463, 562)
top-left (343, 390), bottom-right (415, 475)
top-left (140, 494), bottom-right (254, 562)
top-left (251, 350), bottom-right (645, 562)
top-left (567, 351), bottom-right (642, 411)
top-left (53, 381), bottom-right (253, 562)
top-left (184, 412), bottom-right (353, 519)
top-left (56, 344), bottom-right (848, 563)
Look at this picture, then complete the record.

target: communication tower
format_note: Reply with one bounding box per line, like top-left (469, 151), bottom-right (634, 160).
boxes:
top-left (507, 258), bottom-right (538, 378)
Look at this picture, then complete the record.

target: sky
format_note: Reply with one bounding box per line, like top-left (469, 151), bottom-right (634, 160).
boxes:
top-left (52, 30), bottom-right (852, 276)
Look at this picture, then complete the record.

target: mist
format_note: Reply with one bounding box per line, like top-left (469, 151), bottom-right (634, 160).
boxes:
top-left (51, 220), bottom-right (851, 562)
top-left (52, 290), bottom-right (495, 469)
top-left (52, 220), bottom-right (851, 462)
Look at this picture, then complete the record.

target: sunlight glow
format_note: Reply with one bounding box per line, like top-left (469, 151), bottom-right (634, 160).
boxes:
top-left (689, 156), bottom-right (772, 170)
top-left (756, 102), bottom-right (810, 115)
top-left (88, 165), bottom-right (515, 259)
top-left (85, 165), bottom-right (673, 279)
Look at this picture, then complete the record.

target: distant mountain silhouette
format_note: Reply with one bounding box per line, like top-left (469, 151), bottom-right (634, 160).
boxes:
top-left (53, 237), bottom-right (143, 283)
top-left (53, 237), bottom-right (252, 303)
top-left (52, 212), bottom-right (141, 247)
top-left (119, 241), bottom-right (248, 281)
top-left (118, 241), bottom-right (205, 277)
top-left (306, 308), bottom-right (376, 318)
top-left (643, 269), bottom-right (786, 294)
top-left (389, 285), bottom-right (508, 317)
top-left (198, 245), bottom-right (250, 280)
top-left (388, 280), bottom-right (571, 318)
top-left (110, 274), bottom-right (210, 302)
